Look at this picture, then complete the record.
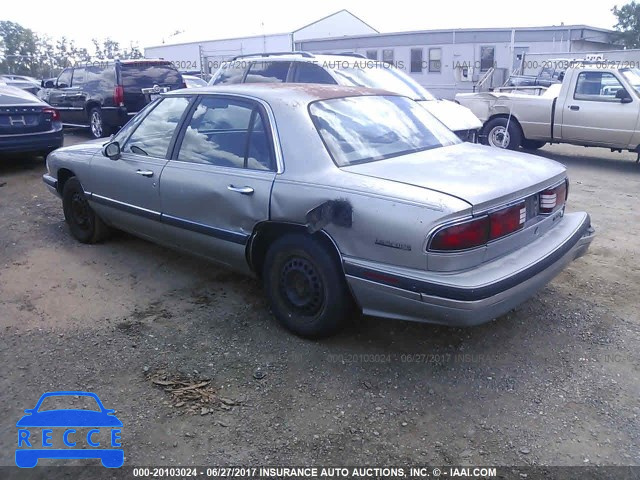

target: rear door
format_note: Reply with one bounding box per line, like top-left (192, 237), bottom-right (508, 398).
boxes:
top-left (119, 61), bottom-right (184, 115)
top-left (159, 95), bottom-right (277, 271)
top-left (560, 70), bottom-right (640, 147)
top-left (47, 68), bottom-right (74, 124)
top-left (88, 96), bottom-right (192, 241)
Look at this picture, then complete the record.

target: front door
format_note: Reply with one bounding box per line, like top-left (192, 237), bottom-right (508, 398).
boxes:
top-left (560, 70), bottom-right (640, 147)
top-left (87, 96), bottom-right (193, 241)
top-left (159, 95), bottom-right (277, 272)
top-left (47, 68), bottom-right (74, 124)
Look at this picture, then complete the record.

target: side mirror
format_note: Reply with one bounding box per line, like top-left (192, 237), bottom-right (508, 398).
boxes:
top-left (103, 141), bottom-right (121, 160)
top-left (616, 89), bottom-right (633, 103)
top-left (44, 80), bottom-right (55, 88)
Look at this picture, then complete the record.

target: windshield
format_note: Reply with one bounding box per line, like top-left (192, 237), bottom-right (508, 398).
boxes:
top-left (310, 95), bottom-right (459, 167)
top-left (621, 68), bottom-right (640, 94)
top-left (328, 63), bottom-right (436, 101)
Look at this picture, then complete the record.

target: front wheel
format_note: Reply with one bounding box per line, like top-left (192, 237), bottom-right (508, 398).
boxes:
top-left (62, 177), bottom-right (110, 243)
top-left (482, 117), bottom-right (522, 150)
top-left (263, 234), bottom-right (355, 338)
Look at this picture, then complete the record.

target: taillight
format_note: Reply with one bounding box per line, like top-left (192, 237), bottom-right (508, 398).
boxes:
top-left (489, 202), bottom-right (526, 241)
top-left (430, 202), bottom-right (527, 252)
top-left (430, 216), bottom-right (489, 251)
top-left (113, 85), bottom-right (124, 106)
top-left (43, 107), bottom-right (60, 121)
top-left (540, 180), bottom-right (568, 214)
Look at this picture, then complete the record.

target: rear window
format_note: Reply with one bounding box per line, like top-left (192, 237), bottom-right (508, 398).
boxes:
top-left (121, 62), bottom-right (182, 88)
top-left (310, 95), bottom-right (459, 167)
top-left (329, 64), bottom-right (436, 101)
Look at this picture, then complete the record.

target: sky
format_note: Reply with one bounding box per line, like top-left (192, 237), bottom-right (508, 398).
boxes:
top-left (1, 0), bottom-right (623, 51)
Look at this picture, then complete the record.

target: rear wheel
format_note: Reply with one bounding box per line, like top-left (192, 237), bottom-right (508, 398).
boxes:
top-left (482, 117), bottom-right (522, 150)
top-left (62, 176), bottom-right (110, 243)
top-left (263, 234), bottom-right (354, 338)
top-left (521, 139), bottom-right (546, 150)
top-left (89, 107), bottom-right (111, 138)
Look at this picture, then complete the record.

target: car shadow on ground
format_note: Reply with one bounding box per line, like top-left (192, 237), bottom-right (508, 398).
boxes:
top-left (533, 147), bottom-right (640, 174)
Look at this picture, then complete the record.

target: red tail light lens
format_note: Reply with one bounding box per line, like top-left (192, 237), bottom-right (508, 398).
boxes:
top-left (113, 85), bottom-right (124, 106)
top-left (42, 107), bottom-right (60, 121)
top-left (489, 202), bottom-right (526, 240)
top-left (430, 216), bottom-right (489, 251)
top-left (540, 181), bottom-right (568, 214)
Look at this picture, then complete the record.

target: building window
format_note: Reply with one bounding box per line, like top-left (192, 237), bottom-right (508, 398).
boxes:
top-left (382, 49), bottom-right (394, 64)
top-left (366, 50), bottom-right (378, 60)
top-left (428, 48), bottom-right (442, 72)
top-left (480, 46), bottom-right (495, 72)
top-left (410, 48), bottom-right (423, 73)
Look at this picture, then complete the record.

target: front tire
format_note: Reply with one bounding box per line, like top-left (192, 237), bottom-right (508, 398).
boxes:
top-left (263, 234), bottom-right (354, 338)
top-left (62, 177), bottom-right (110, 243)
top-left (482, 117), bottom-right (522, 150)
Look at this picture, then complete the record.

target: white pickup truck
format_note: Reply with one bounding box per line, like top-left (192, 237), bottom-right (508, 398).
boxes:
top-left (455, 65), bottom-right (640, 159)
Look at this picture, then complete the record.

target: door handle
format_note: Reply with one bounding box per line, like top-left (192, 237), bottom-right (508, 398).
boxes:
top-left (569, 105), bottom-right (580, 111)
top-left (136, 169), bottom-right (154, 177)
top-left (227, 185), bottom-right (254, 195)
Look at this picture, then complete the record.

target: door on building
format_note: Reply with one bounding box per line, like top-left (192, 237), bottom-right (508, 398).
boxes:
top-left (512, 47), bottom-right (529, 75)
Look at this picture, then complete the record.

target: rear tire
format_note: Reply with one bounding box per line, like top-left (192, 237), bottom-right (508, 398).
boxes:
top-left (89, 107), bottom-right (111, 139)
top-left (521, 139), bottom-right (546, 150)
top-left (62, 176), bottom-right (110, 243)
top-left (482, 117), bottom-right (522, 150)
top-left (263, 234), bottom-right (354, 338)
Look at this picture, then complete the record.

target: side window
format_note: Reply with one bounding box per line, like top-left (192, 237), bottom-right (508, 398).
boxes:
top-left (480, 46), bottom-right (495, 72)
top-left (57, 69), bottom-right (72, 88)
top-left (177, 97), bottom-right (274, 171)
top-left (410, 49), bottom-right (423, 73)
top-left (292, 63), bottom-right (337, 84)
top-left (72, 68), bottom-right (85, 87)
top-left (213, 62), bottom-right (247, 85)
top-left (574, 72), bottom-right (625, 101)
top-left (122, 96), bottom-right (191, 158)
top-left (245, 61), bottom-right (291, 83)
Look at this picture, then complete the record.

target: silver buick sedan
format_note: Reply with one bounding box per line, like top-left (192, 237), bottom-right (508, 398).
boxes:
top-left (43, 84), bottom-right (595, 338)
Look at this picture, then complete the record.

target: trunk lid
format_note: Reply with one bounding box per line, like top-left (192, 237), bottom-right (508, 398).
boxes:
top-left (0, 86), bottom-right (51, 135)
top-left (342, 142), bottom-right (566, 212)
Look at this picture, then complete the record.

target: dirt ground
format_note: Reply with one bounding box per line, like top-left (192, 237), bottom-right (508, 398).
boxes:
top-left (1, 131), bottom-right (639, 470)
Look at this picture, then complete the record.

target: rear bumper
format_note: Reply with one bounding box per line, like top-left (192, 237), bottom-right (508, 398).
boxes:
top-left (344, 211), bottom-right (594, 326)
top-left (0, 129), bottom-right (64, 154)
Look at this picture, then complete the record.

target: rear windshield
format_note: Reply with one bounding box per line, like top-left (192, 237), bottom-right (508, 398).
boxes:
top-left (328, 63), bottom-right (436, 101)
top-left (310, 95), bottom-right (459, 167)
top-left (121, 63), bottom-right (183, 88)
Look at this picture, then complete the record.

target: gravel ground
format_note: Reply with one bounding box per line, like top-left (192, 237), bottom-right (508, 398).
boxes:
top-left (0, 132), bottom-right (639, 471)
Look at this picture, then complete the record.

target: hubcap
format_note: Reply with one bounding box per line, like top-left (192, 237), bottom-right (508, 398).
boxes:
top-left (70, 193), bottom-right (90, 230)
top-left (488, 126), bottom-right (510, 148)
top-left (279, 256), bottom-right (324, 316)
top-left (91, 111), bottom-right (102, 137)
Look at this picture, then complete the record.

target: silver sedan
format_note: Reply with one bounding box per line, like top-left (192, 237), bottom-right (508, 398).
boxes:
top-left (43, 84), bottom-right (595, 337)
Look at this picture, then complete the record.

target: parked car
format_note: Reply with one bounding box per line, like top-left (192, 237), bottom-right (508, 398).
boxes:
top-left (183, 74), bottom-right (208, 88)
top-left (456, 64), bottom-right (640, 154)
top-left (209, 52), bottom-right (482, 142)
top-left (0, 74), bottom-right (41, 95)
top-left (40, 59), bottom-right (184, 139)
top-left (43, 84), bottom-right (594, 337)
top-left (0, 84), bottom-right (63, 156)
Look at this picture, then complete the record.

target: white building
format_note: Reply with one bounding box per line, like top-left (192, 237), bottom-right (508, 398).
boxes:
top-left (295, 25), bottom-right (619, 99)
top-left (144, 10), bottom-right (378, 75)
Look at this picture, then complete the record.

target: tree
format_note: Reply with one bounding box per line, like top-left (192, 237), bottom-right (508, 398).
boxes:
top-left (0, 21), bottom-right (39, 75)
top-left (612, 1), bottom-right (640, 48)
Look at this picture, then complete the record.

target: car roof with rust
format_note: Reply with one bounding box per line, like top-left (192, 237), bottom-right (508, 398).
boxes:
top-left (164, 83), bottom-right (398, 104)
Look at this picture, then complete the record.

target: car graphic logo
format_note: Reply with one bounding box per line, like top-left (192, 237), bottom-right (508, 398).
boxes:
top-left (152, 84), bottom-right (161, 94)
top-left (15, 391), bottom-right (123, 468)
top-left (9, 115), bottom-right (27, 126)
